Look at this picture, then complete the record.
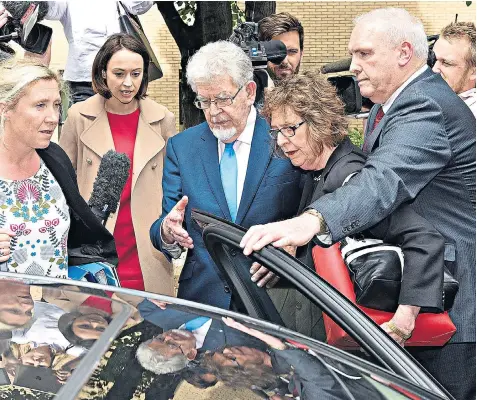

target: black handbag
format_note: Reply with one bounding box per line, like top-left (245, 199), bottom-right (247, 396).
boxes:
top-left (340, 237), bottom-right (459, 313)
top-left (117, 2), bottom-right (163, 82)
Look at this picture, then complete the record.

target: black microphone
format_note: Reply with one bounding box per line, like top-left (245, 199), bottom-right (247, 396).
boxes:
top-left (262, 40), bottom-right (287, 65)
top-left (88, 150), bottom-right (131, 226)
top-left (320, 58), bottom-right (352, 74)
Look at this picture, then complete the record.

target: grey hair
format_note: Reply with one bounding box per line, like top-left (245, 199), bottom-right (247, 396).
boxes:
top-left (354, 8), bottom-right (428, 61)
top-left (186, 40), bottom-right (253, 92)
top-left (136, 340), bottom-right (189, 375)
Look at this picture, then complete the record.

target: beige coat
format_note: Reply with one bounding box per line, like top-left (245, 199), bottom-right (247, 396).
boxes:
top-left (59, 94), bottom-right (176, 295)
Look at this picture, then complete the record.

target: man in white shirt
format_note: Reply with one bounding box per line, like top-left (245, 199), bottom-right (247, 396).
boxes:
top-left (43, 1), bottom-right (153, 103)
top-left (150, 40), bottom-right (302, 310)
top-left (241, 8), bottom-right (475, 400)
top-left (432, 22), bottom-right (476, 117)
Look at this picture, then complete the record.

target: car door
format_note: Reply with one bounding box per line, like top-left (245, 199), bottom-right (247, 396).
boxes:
top-left (191, 209), bottom-right (451, 399)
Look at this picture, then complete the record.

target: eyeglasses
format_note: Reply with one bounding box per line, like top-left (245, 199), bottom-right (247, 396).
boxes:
top-left (225, 355), bottom-right (242, 369)
top-left (194, 86), bottom-right (244, 110)
top-left (154, 337), bottom-right (184, 355)
top-left (269, 121), bottom-right (306, 139)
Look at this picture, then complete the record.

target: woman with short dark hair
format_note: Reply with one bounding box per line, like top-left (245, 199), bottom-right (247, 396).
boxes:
top-left (60, 33), bottom-right (177, 293)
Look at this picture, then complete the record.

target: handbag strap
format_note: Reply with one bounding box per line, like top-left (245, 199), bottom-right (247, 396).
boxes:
top-left (117, 1), bottom-right (144, 29)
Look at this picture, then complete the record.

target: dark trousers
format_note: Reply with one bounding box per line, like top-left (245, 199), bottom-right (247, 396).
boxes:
top-left (67, 81), bottom-right (95, 105)
top-left (409, 343), bottom-right (476, 400)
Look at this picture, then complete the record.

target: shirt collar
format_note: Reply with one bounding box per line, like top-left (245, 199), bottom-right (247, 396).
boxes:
top-left (382, 64), bottom-right (429, 113)
top-left (233, 106), bottom-right (257, 145)
top-left (459, 88), bottom-right (476, 101)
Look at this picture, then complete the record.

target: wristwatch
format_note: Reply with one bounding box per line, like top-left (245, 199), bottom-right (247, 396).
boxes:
top-left (303, 209), bottom-right (328, 236)
top-left (387, 321), bottom-right (412, 341)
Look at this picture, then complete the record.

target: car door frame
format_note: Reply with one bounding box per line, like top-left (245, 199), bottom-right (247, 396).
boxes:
top-left (191, 209), bottom-right (451, 399)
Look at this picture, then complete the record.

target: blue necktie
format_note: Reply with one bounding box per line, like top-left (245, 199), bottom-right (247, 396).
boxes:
top-left (184, 316), bottom-right (210, 331)
top-left (220, 142), bottom-right (238, 222)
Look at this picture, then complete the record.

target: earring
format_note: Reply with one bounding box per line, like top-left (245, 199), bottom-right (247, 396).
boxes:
top-left (102, 71), bottom-right (106, 79)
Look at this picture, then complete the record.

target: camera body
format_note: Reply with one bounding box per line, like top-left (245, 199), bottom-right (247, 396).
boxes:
top-left (322, 34), bottom-right (440, 116)
top-left (229, 22), bottom-right (288, 108)
top-left (0, 4), bottom-right (52, 54)
top-left (230, 21), bottom-right (272, 69)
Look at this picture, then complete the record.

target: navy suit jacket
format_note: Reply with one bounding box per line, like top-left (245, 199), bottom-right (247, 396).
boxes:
top-left (310, 68), bottom-right (476, 342)
top-left (151, 114), bottom-right (302, 309)
top-left (138, 300), bottom-right (266, 351)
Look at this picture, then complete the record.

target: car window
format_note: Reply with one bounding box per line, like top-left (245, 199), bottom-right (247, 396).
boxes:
top-left (265, 268), bottom-right (385, 367)
top-left (73, 293), bottom-right (432, 400)
top-left (0, 279), bottom-right (130, 399)
top-left (206, 240), bottom-right (387, 370)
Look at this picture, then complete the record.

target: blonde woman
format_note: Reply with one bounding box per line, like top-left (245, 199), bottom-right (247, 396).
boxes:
top-left (0, 62), bottom-right (116, 278)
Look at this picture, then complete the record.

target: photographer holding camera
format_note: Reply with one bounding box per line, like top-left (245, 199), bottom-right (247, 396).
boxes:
top-left (258, 12), bottom-right (304, 82)
top-left (2, 1), bottom-right (154, 104)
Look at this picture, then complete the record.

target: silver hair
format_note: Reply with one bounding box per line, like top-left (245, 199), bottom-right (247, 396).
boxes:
top-left (186, 40), bottom-right (253, 92)
top-left (136, 340), bottom-right (189, 375)
top-left (354, 8), bottom-right (428, 61)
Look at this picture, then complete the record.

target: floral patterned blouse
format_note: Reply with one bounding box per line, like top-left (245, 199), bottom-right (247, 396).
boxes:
top-left (0, 161), bottom-right (70, 278)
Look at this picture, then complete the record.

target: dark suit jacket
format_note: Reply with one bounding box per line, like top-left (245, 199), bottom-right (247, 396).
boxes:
top-left (37, 143), bottom-right (118, 267)
top-left (309, 68), bottom-right (476, 342)
top-left (150, 114), bottom-right (302, 310)
top-left (137, 299), bottom-right (266, 351)
top-left (305, 138), bottom-right (445, 311)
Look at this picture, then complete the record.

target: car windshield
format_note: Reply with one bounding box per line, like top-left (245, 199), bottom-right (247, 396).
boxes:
top-left (0, 277), bottom-right (441, 399)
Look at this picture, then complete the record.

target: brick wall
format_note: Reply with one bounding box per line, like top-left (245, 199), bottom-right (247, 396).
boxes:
top-left (43, 2), bottom-right (476, 131)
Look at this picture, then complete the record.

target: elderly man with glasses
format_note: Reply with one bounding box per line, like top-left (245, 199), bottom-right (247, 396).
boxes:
top-left (150, 40), bottom-right (302, 310)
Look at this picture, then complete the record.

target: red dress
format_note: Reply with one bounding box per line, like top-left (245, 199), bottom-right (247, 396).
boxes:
top-left (107, 108), bottom-right (144, 290)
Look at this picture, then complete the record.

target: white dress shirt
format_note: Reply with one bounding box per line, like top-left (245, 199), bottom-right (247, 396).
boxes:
top-left (11, 302), bottom-right (85, 356)
top-left (459, 88), bottom-right (477, 118)
top-left (178, 318), bottom-right (213, 349)
top-left (382, 64), bottom-right (429, 113)
top-left (45, 1), bottom-right (153, 82)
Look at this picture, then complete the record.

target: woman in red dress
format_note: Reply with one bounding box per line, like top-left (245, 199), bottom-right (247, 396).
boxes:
top-left (60, 34), bottom-right (176, 294)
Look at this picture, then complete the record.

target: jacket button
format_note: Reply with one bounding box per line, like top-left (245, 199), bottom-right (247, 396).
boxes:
top-left (152, 163), bottom-right (158, 170)
top-left (296, 302), bottom-right (302, 310)
top-left (230, 250), bottom-right (237, 257)
top-left (86, 158), bottom-right (92, 165)
top-left (224, 286), bottom-right (231, 293)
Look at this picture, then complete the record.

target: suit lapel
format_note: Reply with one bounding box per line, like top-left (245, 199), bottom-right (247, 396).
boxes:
top-left (199, 125), bottom-right (231, 219)
top-left (235, 117), bottom-right (271, 225)
top-left (362, 105), bottom-right (384, 153)
top-left (309, 138), bottom-right (355, 204)
top-left (363, 68), bottom-right (433, 153)
top-left (132, 114), bottom-right (165, 191)
top-left (79, 110), bottom-right (116, 158)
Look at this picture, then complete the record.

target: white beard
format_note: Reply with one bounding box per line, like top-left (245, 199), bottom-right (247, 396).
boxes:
top-left (211, 127), bottom-right (237, 142)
